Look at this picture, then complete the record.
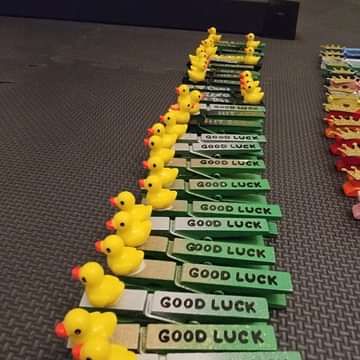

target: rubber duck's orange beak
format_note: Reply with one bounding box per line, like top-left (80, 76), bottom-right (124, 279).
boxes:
top-left (72, 344), bottom-right (82, 360)
top-left (95, 241), bottom-right (103, 253)
top-left (109, 196), bottom-right (117, 207)
top-left (71, 266), bottom-right (81, 281)
top-left (54, 322), bottom-right (67, 338)
top-left (142, 161), bottom-right (149, 169)
top-left (175, 87), bottom-right (180, 95)
top-left (105, 220), bottom-right (115, 231)
top-left (144, 138), bottom-right (150, 147)
top-left (138, 179), bottom-right (145, 188)
top-left (147, 128), bottom-right (154, 136)
top-left (159, 115), bottom-right (165, 123)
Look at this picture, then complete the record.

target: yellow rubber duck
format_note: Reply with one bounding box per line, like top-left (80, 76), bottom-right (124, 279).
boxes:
top-left (201, 39), bottom-right (217, 57)
top-left (109, 191), bottom-right (152, 221)
top-left (71, 262), bottom-right (124, 307)
top-left (244, 47), bottom-right (260, 65)
top-left (106, 211), bottom-right (151, 247)
top-left (72, 338), bottom-right (137, 360)
top-left (240, 70), bottom-right (253, 82)
top-left (147, 122), bottom-right (177, 148)
top-left (55, 308), bottom-right (116, 346)
top-left (188, 66), bottom-right (206, 83)
top-left (96, 234), bottom-right (144, 276)
top-left (189, 54), bottom-right (208, 68)
top-left (196, 46), bottom-right (207, 57)
top-left (139, 175), bottom-right (177, 209)
top-left (243, 81), bottom-right (264, 105)
top-left (172, 98), bottom-right (192, 124)
top-left (208, 26), bottom-right (222, 42)
top-left (159, 112), bottom-right (188, 139)
top-left (190, 90), bottom-right (203, 114)
top-left (246, 33), bottom-right (260, 49)
top-left (176, 84), bottom-right (191, 103)
top-left (143, 156), bottom-right (179, 187)
top-left (144, 135), bottom-right (175, 164)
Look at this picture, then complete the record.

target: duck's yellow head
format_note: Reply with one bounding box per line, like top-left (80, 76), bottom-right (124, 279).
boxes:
top-left (143, 156), bottom-right (165, 172)
top-left (246, 33), bottom-right (255, 41)
top-left (72, 338), bottom-right (110, 360)
top-left (111, 211), bottom-right (131, 231)
top-left (245, 47), bottom-right (255, 55)
top-left (110, 191), bottom-right (135, 210)
top-left (176, 84), bottom-right (190, 96)
top-left (159, 112), bottom-right (177, 126)
top-left (208, 27), bottom-right (217, 35)
top-left (178, 98), bottom-right (193, 112)
top-left (245, 81), bottom-right (259, 94)
top-left (96, 234), bottom-right (124, 256)
top-left (141, 175), bottom-right (163, 192)
top-left (144, 135), bottom-right (163, 150)
top-left (190, 90), bottom-right (203, 104)
top-left (72, 262), bottom-right (104, 287)
top-left (196, 46), bottom-right (206, 56)
top-left (147, 123), bottom-right (165, 137)
top-left (240, 70), bottom-right (253, 81)
top-left (54, 308), bottom-right (90, 340)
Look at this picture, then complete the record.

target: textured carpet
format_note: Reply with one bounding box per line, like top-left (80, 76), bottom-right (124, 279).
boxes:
top-left (1, 0), bottom-right (360, 359)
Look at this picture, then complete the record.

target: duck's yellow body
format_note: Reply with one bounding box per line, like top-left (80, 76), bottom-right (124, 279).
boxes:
top-left (144, 156), bottom-right (178, 187)
top-left (148, 123), bottom-right (177, 148)
top-left (96, 235), bottom-right (144, 276)
top-left (111, 211), bottom-right (152, 247)
top-left (146, 135), bottom-right (175, 163)
top-left (243, 81), bottom-right (264, 105)
top-left (244, 47), bottom-right (260, 65)
top-left (141, 175), bottom-right (177, 209)
top-left (173, 99), bottom-right (192, 124)
top-left (188, 68), bottom-right (206, 83)
top-left (72, 338), bottom-right (137, 360)
top-left (160, 112), bottom-right (188, 138)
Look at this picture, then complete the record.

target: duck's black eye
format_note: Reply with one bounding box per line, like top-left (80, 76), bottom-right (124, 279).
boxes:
top-left (120, 222), bottom-right (125, 227)
top-left (157, 129), bottom-right (160, 133)
top-left (86, 357), bottom-right (92, 360)
top-left (187, 104), bottom-right (191, 108)
top-left (149, 183), bottom-right (152, 188)
top-left (153, 164), bottom-right (157, 168)
top-left (120, 201), bottom-right (124, 206)
top-left (81, 277), bottom-right (86, 283)
top-left (167, 117), bottom-right (170, 120)
top-left (106, 248), bottom-right (111, 253)
top-left (151, 142), bottom-right (154, 146)
top-left (75, 329), bottom-right (81, 335)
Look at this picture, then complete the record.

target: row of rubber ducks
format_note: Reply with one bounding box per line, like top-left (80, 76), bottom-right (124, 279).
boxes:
top-left (54, 27), bottom-right (264, 360)
top-left (53, 82), bottom-right (197, 360)
top-left (188, 28), bottom-right (261, 82)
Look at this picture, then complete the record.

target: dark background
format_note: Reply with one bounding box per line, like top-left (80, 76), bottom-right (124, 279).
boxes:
top-left (1, 0), bottom-right (360, 359)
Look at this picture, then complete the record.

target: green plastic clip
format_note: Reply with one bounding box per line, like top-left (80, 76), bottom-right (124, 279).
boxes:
top-left (167, 158), bottom-right (265, 180)
top-left (144, 324), bottom-right (276, 352)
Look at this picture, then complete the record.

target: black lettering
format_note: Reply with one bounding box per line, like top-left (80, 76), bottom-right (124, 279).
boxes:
top-left (268, 275), bottom-right (278, 286)
top-left (251, 330), bottom-right (264, 344)
top-left (238, 330), bottom-right (249, 344)
top-left (159, 329), bottom-right (170, 343)
top-left (160, 296), bottom-right (171, 308)
top-left (256, 249), bottom-right (266, 258)
top-left (245, 302), bottom-right (256, 313)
